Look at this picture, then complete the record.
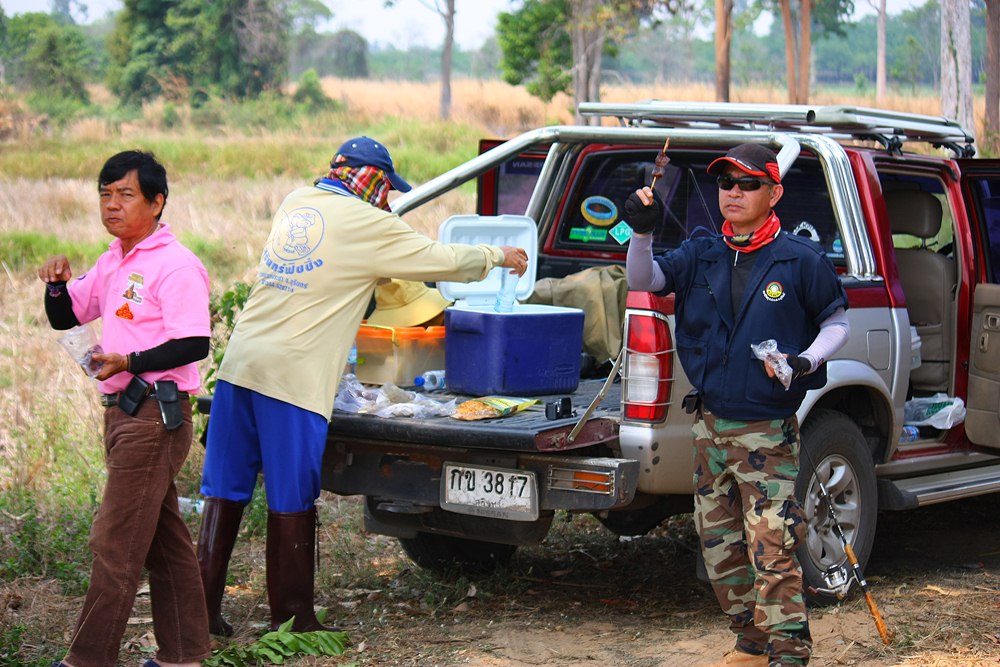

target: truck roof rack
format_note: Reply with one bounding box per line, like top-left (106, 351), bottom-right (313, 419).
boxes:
top-left (578, 101), bottom-right (976, 157)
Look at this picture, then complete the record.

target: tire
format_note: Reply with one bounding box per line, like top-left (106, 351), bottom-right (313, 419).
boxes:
top-left (594, 494), bottom-right (693, 537)
top-left (398, 533), bottom-right (518, 574)
top-left (796, 409), bottom-right (878, 605)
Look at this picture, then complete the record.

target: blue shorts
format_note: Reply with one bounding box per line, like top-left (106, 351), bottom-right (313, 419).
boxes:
top-left (200, 380), bottom-right (329, 512)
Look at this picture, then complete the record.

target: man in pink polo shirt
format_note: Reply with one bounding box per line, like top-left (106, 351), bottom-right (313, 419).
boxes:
top-left (38, 151), bottom-right (211, 667)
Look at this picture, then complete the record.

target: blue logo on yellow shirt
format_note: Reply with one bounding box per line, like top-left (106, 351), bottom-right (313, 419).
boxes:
top-left (272, 207), bottom-right (325, 261)
top-left (260, 207), bottom-right (327, 285)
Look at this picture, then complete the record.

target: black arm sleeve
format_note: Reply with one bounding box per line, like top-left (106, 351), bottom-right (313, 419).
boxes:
top-left (129, 337), bottom-right (211, 374)
top-left (43, 281), bottom-right (81, 330)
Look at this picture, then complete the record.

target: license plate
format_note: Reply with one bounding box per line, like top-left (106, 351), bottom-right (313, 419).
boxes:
top-left (441, 463), bottom-right (538, 521)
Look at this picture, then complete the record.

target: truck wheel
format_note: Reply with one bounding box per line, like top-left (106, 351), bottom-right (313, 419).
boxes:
top-left (398, 533), bottom-right (518, 573)
top-left (796, 409), bottom-right (877, 605)
top-left (594, 494), bottom-right (693, 536)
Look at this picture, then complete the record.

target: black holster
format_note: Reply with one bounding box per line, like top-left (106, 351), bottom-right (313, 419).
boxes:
top-left (155, 380), bottom-right (183, 430)
top-left (118, 375), bottom-right (151, 416)
top-left (682, 389), bottom-right (701, 415)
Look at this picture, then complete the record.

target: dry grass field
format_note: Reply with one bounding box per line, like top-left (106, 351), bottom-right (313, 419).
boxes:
top-left (2, 79), bottom-right (999, 666)
top-left (317, 77), bottom-right (996, 145)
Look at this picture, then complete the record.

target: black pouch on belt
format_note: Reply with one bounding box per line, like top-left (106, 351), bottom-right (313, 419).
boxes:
top-left (155, 380), bottom-right (183, 431)
top-left (118, 375), bottom-right (151, 416)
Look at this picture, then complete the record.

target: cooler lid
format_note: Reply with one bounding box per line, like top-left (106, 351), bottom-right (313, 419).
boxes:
top-left (436, 214), bottom-right (538, 306)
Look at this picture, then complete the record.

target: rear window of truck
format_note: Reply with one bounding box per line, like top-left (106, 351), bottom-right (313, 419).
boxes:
top-left (554, 149), bottom-right (843, 264)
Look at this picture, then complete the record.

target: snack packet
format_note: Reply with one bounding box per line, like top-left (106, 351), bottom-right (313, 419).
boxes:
top-left (750, 339), bottom-right (792, 390)
top-left (451, 396), bottom-right (538, 421)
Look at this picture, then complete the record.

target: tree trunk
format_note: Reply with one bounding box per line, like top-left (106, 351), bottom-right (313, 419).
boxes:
top-left (876, 0), bottom-right (887, 105)
top-left (714, 0), bottom-right (733, 102)
top-left (780, 0), bottom-right (798, 104)
top-left (797, 0), bottom-right (811, 104)
top-left (439, 0), bottom-right (455, 120)
top-left (940, 0), bottom-right (973, 132)
top-left (986, 0), bottom-right (999, 155)
top-left (570, 0), bottom-right (604, 125)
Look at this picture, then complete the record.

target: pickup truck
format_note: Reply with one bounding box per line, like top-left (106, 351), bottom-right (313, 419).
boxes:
top-left (311, 102), bottom-right (1000, 602)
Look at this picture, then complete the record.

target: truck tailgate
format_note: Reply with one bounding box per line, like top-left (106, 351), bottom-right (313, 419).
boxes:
top-left (329, 378), bottom-right (621, 452)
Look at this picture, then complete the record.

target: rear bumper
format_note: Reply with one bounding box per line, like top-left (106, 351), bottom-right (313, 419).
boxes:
top-left (322, 439), bottom-right (639, 513)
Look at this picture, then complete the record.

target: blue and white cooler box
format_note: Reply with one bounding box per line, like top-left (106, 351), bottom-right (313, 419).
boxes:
top-left (437, 215), bottom-right (585, 396)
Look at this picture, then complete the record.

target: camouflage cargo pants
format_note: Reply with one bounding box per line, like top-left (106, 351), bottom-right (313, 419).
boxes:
top-left (692, 410), bottom-right (811, 666)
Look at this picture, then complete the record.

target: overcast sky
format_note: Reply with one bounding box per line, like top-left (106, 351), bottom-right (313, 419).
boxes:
top-left (0, 0), bottom-right (513, 50)
top-left (0, 0), bottom-right (927, 50)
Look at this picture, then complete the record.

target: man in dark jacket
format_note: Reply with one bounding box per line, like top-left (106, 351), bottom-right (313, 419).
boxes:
top-left (625, 143), bottom-right (850, 667)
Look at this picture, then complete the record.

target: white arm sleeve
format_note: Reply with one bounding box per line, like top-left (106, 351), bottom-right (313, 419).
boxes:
top-left (626, 233), bottom-right (667, 292)
top-left (800, 307), bottom-right (850, 373)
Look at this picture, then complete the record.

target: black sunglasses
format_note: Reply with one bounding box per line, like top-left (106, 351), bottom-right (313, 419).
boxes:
top-left (717, 175), bottom-right (771, 191)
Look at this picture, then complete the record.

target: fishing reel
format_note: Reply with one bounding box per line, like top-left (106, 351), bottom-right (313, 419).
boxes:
top-left (808, 563), bottom-right (854, 600)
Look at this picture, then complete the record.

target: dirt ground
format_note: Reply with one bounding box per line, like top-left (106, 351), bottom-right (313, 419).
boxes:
top-left (320, 495), bottom-right (1000, 667)
top-left (8, 493), bottom-right (1000, 667)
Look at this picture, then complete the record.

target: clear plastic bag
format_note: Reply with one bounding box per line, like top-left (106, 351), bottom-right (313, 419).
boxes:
top-left (57, 324), bottom-right (104, 378)
top-left (903, 393), bottom-right (966, 429)
top-left (750, 339), bottom-right (792, 390)
top-left (334, 374), bottom-right (456, 418)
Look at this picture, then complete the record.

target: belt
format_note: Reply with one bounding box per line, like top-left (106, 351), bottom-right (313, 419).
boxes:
top-left (101, 390), bottom-right (189, 408)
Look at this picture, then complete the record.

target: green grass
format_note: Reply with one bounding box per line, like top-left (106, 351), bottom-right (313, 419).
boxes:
top-left (0, 488), bottom-right (98, 595)
top-left (0, 107), bottom-right (485, 183)
top-left (0, 231), bottom-right (106, 275)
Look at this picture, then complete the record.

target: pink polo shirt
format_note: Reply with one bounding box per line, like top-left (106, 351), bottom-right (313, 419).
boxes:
top-left (69, 223), bottom-right (211, 394)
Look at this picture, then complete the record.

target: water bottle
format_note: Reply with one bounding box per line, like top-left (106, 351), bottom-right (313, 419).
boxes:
top-left (414, 370), bottom-right (446, 390)
top-left (345, 342), bottom-right (358, 375)
top-left (494, 270), bottom-right (518, 313)
top-left (899, 425), bottom-right (920, 443)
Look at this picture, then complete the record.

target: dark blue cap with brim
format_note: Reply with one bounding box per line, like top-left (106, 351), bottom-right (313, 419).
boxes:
top-left (334, 136), bottom-right (412, 192)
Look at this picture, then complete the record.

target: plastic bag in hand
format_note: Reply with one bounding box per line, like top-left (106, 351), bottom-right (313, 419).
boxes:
top-left (750, 339), bottom-right (792, 390)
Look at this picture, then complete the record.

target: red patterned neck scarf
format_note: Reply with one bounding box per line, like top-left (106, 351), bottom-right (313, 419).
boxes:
top-left (327, 160), bottom-right (392, 211)
top-left (722, 211), bottom-right (781, 253)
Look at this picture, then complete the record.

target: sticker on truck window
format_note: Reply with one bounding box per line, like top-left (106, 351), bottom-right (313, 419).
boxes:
top-left (568, 226), bottom-right (610, 242)
top-left (580, 196), bottom-right (618, 226)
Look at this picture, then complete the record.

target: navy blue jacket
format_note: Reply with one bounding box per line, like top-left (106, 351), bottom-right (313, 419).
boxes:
top-left (654, 230), bottom-right (848, 421)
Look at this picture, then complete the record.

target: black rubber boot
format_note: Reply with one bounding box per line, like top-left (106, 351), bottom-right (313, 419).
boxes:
top-left (266, 507), bottom-right (339, 632)
top-left (196, 497), bottom-right (245, 636)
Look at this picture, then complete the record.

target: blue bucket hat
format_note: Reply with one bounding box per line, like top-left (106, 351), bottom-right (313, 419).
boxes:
top-left (334, 136), bottom-right (412, 192)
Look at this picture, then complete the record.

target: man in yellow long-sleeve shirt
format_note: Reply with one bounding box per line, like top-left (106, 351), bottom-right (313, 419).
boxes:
top-left (195, 136), bottom-right (527, 636)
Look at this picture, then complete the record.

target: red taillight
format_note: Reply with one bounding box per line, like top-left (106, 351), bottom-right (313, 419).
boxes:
top-left (622, 312), bottom-right (672, 423)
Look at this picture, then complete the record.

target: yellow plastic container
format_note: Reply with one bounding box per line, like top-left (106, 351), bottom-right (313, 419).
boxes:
top-left (354, 324), bottom-right (446, 386)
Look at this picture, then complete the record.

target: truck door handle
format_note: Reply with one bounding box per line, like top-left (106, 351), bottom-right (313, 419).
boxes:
top-left (980, 333), bottom-right (989, 353)
top-left (985, 313), bottom-right (1000, 331)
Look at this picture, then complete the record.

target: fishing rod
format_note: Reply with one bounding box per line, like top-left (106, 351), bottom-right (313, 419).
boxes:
top-left (800, 444), bottom-right (892, 646)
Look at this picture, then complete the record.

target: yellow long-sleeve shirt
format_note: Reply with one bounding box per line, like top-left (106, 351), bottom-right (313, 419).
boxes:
top-left (218, 186), bottom-right (504, 417)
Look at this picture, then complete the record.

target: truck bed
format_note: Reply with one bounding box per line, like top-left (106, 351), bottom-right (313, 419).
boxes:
top-left (328, 378), bottom-right (622, 453)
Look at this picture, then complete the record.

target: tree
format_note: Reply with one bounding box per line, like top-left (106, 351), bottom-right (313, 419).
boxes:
top-left (498, 0), bottom-right (686, 124)
top-left (50, 0), bottom-right (88, 24)
top-left (3, 12), bottom-right (92, 102)
top-left (386, 0), bottom-right (456, 120)
top-left (497, 0), bottom-right (572, 103)
top-left (940, 0), bottom-right (973, 131)
top-left (330, 29), bottom-right (369, 79)
top-left (109, 0), bottom-right (290, 105)
top-left (0, 6), bottom-right (7, 85)
top-left (25, 23), bottom-right (91, 102)
top-left (868, 0), bottom-right (887, 105)
top-left (715, 0), bottom-right (733, 101)
top-left (985, 0), bottom-right (999, 155)
top-left (774, 0), bottom-right (853, 104)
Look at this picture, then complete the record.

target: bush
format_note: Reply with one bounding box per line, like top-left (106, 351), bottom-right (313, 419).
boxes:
top-left (293, 68), bottom-right (337, 112)
top-left (25, 92), bottom-right (91, 126)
